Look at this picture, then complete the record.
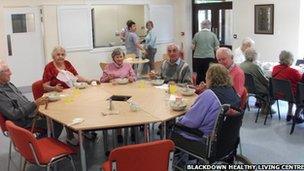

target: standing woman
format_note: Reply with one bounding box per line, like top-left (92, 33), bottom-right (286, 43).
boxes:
top-left (142, 20), bottom-right (157, 74)
top-left (192, 19), bottom-right (219, 84)
top-left (125, 20), bottom-right (145, 58)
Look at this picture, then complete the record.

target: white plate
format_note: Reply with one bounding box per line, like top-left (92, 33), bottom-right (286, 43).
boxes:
top-left (151, 79), bottom-right (164, 86)
top-left (115, 78), bottom-right (129, 85)
top-left (180, 88), bottom-right (196, 96)
top-left (74, 82), bottom-right (88, 89)
top-left (169, 101), bottom-right (187, 111)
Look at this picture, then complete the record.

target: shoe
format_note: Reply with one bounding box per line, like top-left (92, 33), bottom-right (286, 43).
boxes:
top-left (255, 102), bottom-right (262, 108)
top-left (67, 137), bottom-right (79, 146)
top-left (286, 115), bottom-right (292, 122)
top-left (84, 131), bottom-right (97, 140)
top-left (117, 135), bottom-right (123, 144)
top-left (293, 116), bottom-right (304, 124)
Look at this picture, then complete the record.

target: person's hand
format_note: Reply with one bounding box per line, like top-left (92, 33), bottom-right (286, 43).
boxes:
top-left (128, 76), bottom-right (134, 83)
top-left (108, 74), bottom-right (115, 81)
top-left (54, 84), bottom-right (63, 92)
top-left (148, 71), bottom-right (157, 79)
top-left (35, 96), bottom-right (49, 106)
top-left (195, 81), bottom-right (207, 94)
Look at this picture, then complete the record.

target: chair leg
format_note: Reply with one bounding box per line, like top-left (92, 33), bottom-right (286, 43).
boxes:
top-left (46, 165), bottom-right (51, 171)
top-left (8, 141), bottom-right (12, 171)
top-left (290, 107), bottom-right (301, 134)
top-left (264, 109), bottom-right (269, 125)
top-left (247, 101), bottom-right (250, 111)
top-left (69, 156), bottom-right (76, 171)
top-left (255, 107), bottom-right (261, 123)
top-left (277, 100), bottom-right (280, 118)
top-left (22, 161), bottom-right (27, 171)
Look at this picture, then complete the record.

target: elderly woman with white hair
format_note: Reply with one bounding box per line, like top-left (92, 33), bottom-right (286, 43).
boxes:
top-left (234, 37), bottom-right (255, 64)
top-left (192, 19), bottom-right (219, 84)
top-left (240, 48), bottom-right (274, 114)
top-left (272, 50), bottom-right (303, 122)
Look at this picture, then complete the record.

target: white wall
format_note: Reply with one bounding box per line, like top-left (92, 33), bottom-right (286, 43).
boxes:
top-left (0, 0), bottom-right (191, 82)
top-left (233, 0), bottom-right (301, 62)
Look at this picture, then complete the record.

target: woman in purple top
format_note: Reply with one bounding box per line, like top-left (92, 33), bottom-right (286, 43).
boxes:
top-left (178, 64), bottom-right (240, 140)
top-left (100, 48), bottom-right (136, 83)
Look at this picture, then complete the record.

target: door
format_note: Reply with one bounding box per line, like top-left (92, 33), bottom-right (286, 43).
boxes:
top-left (4, 7), bottom-right (45, 88)
top-left (193, 1), bottom-right (233, 49)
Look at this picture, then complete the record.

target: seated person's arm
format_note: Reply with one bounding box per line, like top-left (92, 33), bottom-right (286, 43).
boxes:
top-left (0, 94), bottom-right (45, 121)
top-left (43, 82), bottom-right (63, 92)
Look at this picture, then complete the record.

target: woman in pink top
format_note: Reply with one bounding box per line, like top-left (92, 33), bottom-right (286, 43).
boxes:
top-left (100, 48), bottom-right (136, 83)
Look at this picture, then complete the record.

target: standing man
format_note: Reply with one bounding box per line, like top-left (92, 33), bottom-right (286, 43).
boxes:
top-left (142, 20), bottom-right (157, 74)
top-left (216, 47), bottom-right (245, 97)
top-left (192, 19), bottom-right (219, 84)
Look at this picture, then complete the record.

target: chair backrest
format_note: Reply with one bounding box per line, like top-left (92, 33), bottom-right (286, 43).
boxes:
top-left (5, 121), bottom-right (40, 164)
top-left (0, 112), bottom-right (8, 136)
top-left (270, 77), bottom-right (294, 102)
top-left (295, 59), bottom-right (304, 66)
top-left (107, 140), bottom-right (174, 171)
top-left (32, 80), bottom-right (44, 100)
top-left (296, 82), bottom-right (304, 105)
top-left (210, 105), bottom-right (244, 160)
top-left (99, 62), bottom-right (108, 71)
top-left (244, 73), bottom-right (256, 94)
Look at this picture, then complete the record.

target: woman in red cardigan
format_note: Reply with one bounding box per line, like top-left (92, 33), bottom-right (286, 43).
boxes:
top-left (272, 50), bottom-right (302, 123)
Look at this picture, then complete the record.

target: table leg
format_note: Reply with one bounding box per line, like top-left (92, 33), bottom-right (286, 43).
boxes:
top-left (46, 117), bottom-right (51, 137)
top-left (163, 121), bottom-right (167, 139)
top-left (112, 129), bottom-right (117, 148)
top-left (103, 130), bottom-right (108, 154)
top-left (78, 130), bottom-right (87, 171)
top-left (144, 124), bottom-right (150, 142)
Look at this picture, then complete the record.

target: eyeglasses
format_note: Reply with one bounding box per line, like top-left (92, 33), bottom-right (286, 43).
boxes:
top-left (56, 53), bottom-right (66, 56)
top-left (167, 49), bottom-right (178, 53)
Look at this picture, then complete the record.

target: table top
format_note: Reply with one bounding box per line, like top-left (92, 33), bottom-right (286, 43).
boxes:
top-left (39, 81), bottom-right (197, 131)
top-left (124, 58), bottom-right (149, 64)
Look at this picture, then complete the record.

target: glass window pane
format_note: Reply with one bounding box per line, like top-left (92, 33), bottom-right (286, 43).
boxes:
top-left (194, 0), bottom-right (224, 4)
top-left (11, 13), bottom-right (35, 33)
top-left (198, 10), bottom-right (211, 30)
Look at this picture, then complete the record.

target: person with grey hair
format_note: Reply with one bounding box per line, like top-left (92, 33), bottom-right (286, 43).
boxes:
top-left (240, 48), bottom-right (275, 114)
top-left (272, 50), bottom-right (303, 122)
top-left (216, 47), bottom-right (245, 97)
top-left (234, 37), bottom-right (255, 64)
top-left (149, 43), bottom-right (192, 83)
top-left (192, 19), bottom-right (219, 84)
top-left (100, 48), bottom-right (136, 83)
top-left (0, 60), bottom-right (63, 138)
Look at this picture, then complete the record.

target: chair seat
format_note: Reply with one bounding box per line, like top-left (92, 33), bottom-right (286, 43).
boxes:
top-left (36, 137), bottom-right (76, 164)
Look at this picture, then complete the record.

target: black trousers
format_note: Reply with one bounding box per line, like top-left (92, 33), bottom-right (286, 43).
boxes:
top-left (193, 58), bottom-right (217, 84)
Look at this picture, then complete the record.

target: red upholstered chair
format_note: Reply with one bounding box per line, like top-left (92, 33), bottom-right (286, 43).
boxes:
top-left (5, 121), bottom-right (76, 171)
top-left (0, 113), bottom-right (14, 171)
top-left (32, 80), bottom-right (44, 100)
top-left (101, 140), bottom-right (175, 171)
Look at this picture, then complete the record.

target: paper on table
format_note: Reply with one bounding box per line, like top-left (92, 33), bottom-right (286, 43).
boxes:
top-left (154, 84), bottom-right (169, 90)
top-left (169, 95), bottom-right (176, 101)
top-left (67, 118), bottom-right (84, 126)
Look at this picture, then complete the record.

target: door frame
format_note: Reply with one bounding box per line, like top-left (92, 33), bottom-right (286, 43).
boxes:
top-left (192, 1), bottom-right (232, 46)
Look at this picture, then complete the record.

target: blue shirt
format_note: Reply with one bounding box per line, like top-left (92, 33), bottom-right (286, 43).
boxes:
top-left (144, 28), bottom-right (157, 49)
top-left (125, 32), bottom-right (140, 57)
